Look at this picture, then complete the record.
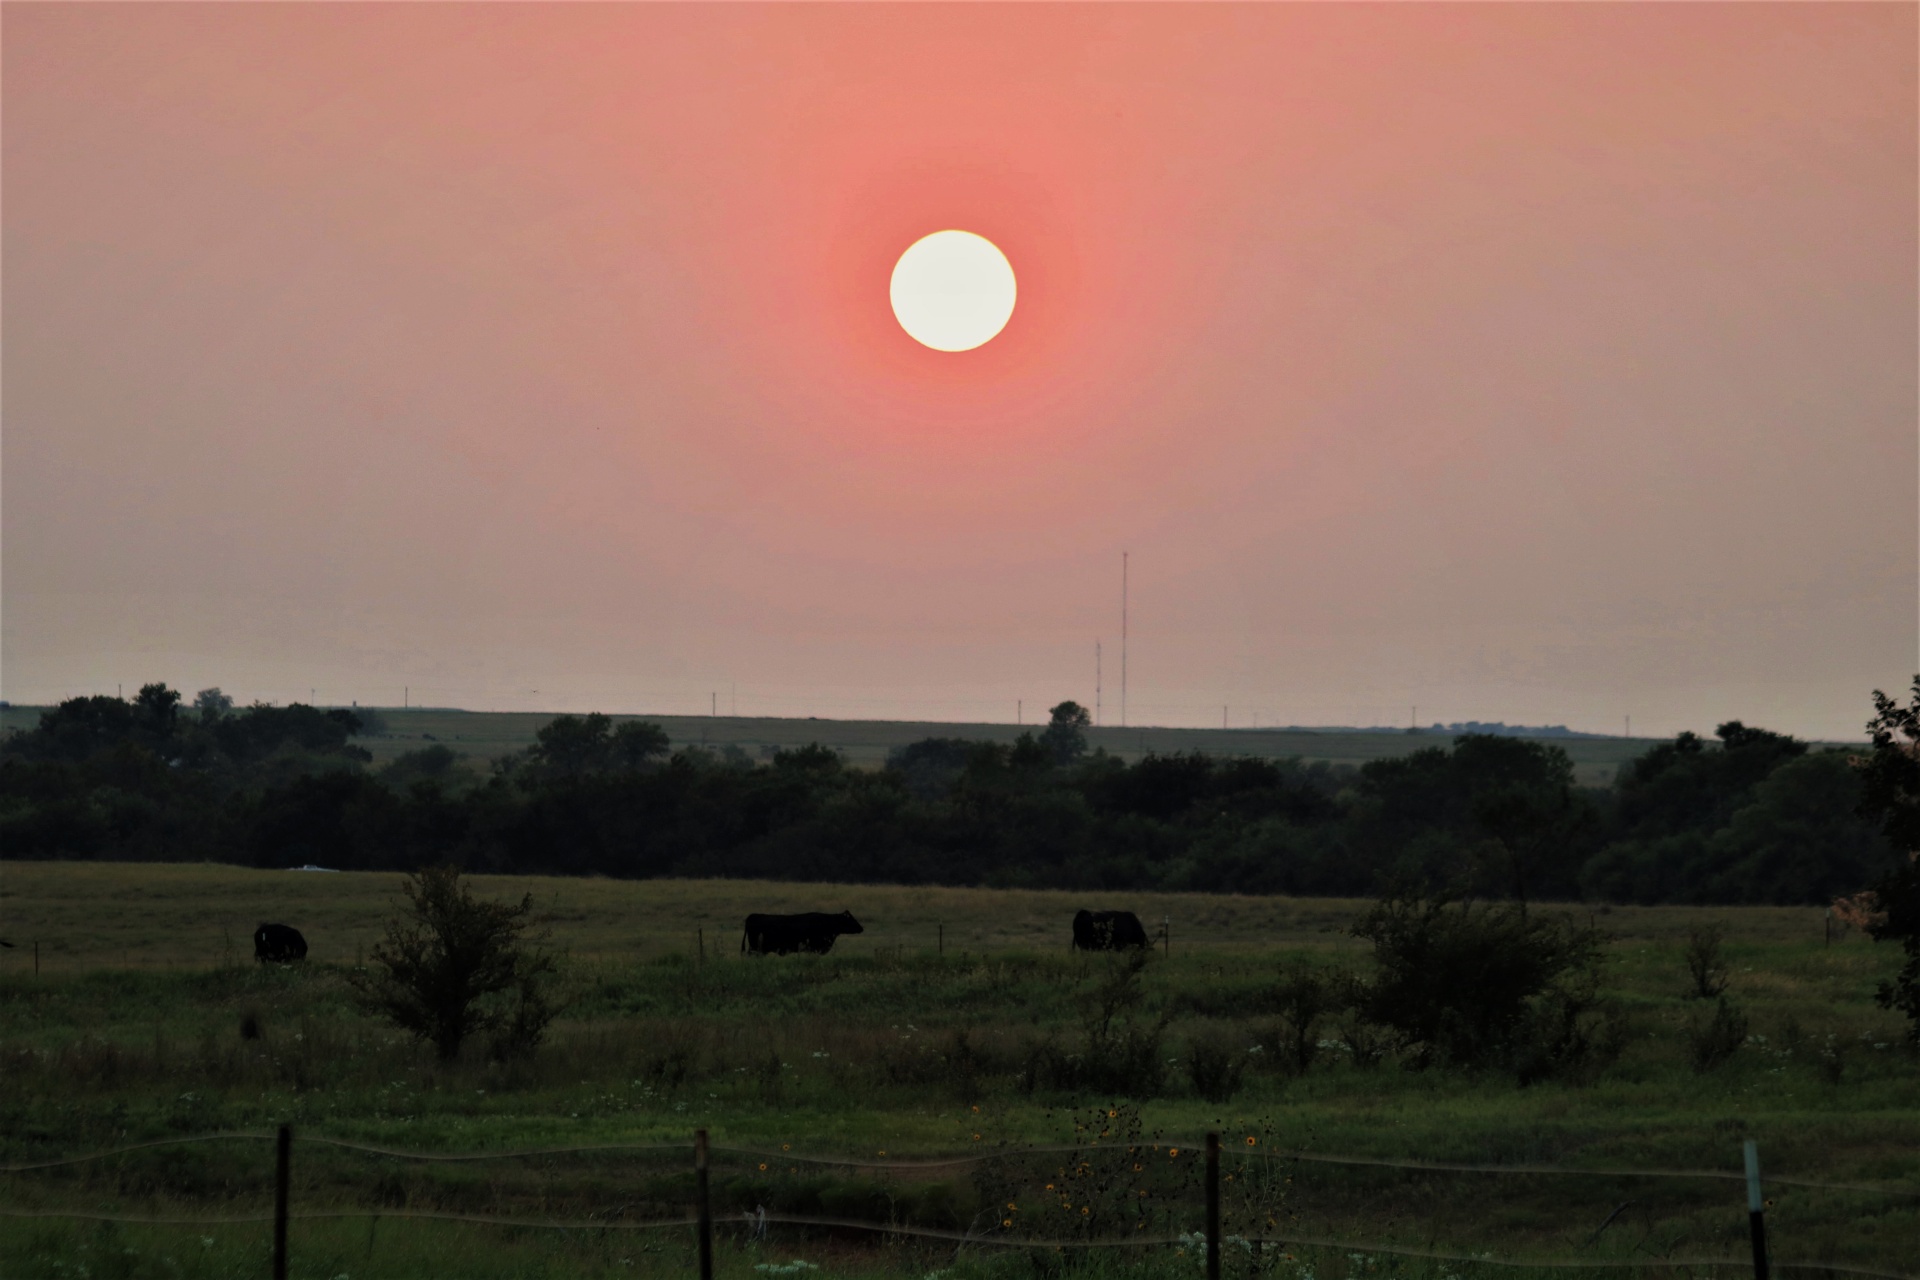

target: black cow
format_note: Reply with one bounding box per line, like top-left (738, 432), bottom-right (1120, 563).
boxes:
top-left (1072, 909), bottom-right (1150, 951)
top-left (741, 911), bottom-right (864, 956)
top-left (254, 923), bottom-right (308, 964)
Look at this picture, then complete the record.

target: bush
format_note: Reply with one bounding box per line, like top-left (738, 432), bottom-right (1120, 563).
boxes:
top-left (349, 866), bottom-right (557, 1061)
top-left (1183, 1028), bottom-right (1247, 1102)
top-left (1026, 951), bottom-right (1169, 1097)
top-left (1688, 996), bottom-right (1749, 1072)
top-left (1684, 922), bottom-right (1730, 999)
top-left (1349, 888), bottom-right (1609, 1071)
top-left (1265, 962), bottom-right (1346, 1075)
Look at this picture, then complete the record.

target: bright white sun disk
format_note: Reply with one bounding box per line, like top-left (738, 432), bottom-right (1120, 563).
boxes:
top-left (890, 231), bottom-right (1016, 352)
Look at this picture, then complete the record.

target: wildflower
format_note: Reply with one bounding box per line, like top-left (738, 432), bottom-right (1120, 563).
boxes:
top-left (1170, 1148), bottom-right (1180, 1157)
top-left (759, 1163), bottom-right (768, 1171)
top-left (1246, 1136), bottom-right (1257, 1146)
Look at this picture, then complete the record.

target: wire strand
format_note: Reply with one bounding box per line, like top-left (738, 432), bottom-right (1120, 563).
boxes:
top-left (0, 1206), bottom-right (1910, 1280)
top-left (4, 1133), bottom-right (1914, 1200)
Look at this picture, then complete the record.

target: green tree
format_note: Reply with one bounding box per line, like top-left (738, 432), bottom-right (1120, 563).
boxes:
top-left (1858, 678), bottom-right (1920, 1041)
top-left (1350, 886), bottom-right (1607, 1071)
top-left (193, 687), bottom-right (234, 720)
top-left (1041, 700), bottom-right (1091, 767)
top-left (349, 866), bottom-right (556, 1060)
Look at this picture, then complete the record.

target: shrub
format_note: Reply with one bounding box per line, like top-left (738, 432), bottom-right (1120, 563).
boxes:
top-left (1078, 951), bottom-right (1170, 1097)
top-left (1266, 962), bottom-right (1345, 1075)
top-left (348, 865), bottom-right (557, 1061)
top-left (1349, 887), bottom-right (1608, 1071)
top-left (1684, 923), bottom-right (1729, 999)
top-left (1183, 1028), bottom-right (1247, 1102)
top-left (1688, 996), bottom-right (1749, 1072)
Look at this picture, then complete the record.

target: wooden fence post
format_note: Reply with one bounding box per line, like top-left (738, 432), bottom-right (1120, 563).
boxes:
top-left (1205, 1132), bottom-right (1220, 1280)
top-left (273, 1124), bottom-right (291, 1280)
top-left (1744, 1139), bottom-right (1769, 1280)
top-left (695, 1128), bottom-right (713, 1280)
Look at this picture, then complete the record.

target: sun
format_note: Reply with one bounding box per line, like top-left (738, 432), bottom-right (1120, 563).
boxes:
top-left (889, 230), bottom-right (1017, 352)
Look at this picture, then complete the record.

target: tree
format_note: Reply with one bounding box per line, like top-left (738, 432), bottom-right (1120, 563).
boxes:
top-left (1041, 700), bottom-right (1091, 767)
top-left (610, 720), bottom-right (671, 769)
top-left (193, 687), bottom-right (234, 720)
top-left (1350, 885), bottom-right (1607, 1071)
top-left (521, 713), bottom-right (669, 778)
top-left (349, 866), bottom-right (556, 1060)
top-left (1858, 677), bottom-right (1920, 1041)
top-left (134, 683), bottom-right (181, 738)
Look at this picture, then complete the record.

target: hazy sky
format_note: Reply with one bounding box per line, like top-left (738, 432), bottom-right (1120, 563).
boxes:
top-left (4, 3), bottom-right (1914, 739)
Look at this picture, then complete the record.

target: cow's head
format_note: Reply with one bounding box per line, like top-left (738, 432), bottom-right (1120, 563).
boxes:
top-left (1073, 910), bottom-right (1093, 927)
top-left (836, 911), bottom-right (865, 934)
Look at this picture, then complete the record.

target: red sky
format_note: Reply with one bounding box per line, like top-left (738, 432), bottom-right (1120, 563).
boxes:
top-left (4, 3), bottom-right (1914, 738)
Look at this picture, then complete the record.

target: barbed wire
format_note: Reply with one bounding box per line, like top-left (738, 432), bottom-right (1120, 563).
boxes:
top-left (4, 1132), bottom-right (1914, 1200)
top-left (0, 1205), bottom-right (1912, 1280)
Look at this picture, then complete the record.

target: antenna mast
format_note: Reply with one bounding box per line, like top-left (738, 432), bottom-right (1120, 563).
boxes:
top-left (1096, 641), bottom-right (1103, 727)
top-left (1121, 551), bottom-right (1129, 728)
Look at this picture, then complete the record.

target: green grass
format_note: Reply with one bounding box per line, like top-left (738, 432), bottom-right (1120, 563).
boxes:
top-left (1, 863), bottom-right (1914, 1279)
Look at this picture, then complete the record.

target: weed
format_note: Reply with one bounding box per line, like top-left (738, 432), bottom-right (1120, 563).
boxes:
top-left (1688, 997), bottom-right (1748, 1072)
top-left (1684, 923), bottom-right (1729, 1000)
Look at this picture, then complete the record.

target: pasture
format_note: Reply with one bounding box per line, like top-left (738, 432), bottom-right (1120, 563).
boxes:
top-left (1, 863), bottom-right (1914, 1280)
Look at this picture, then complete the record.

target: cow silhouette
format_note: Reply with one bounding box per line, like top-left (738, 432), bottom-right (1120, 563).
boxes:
top-left (741, 911), bottom-right (864, 956)
top-left (1072, 909), bottom-right (1150, 951)
top-left (253, 923), bottom-right (308, 964)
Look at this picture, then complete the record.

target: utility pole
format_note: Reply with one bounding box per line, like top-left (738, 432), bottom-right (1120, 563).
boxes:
top-left (711, 692), bottom-right (717, 717)
top-left (1096, 642), bottom-right (1103, 727)
top-left (1121, 551), bottom-right (1129, 728)
top-left (404, 686), bottom-right (408, 709)
top-left (1625, 715), bottom-right (1631, 739)
top-left (1223, 705), bottom-right (1228, 730)
top-left (1017, 699), bottom-right (1022, 726)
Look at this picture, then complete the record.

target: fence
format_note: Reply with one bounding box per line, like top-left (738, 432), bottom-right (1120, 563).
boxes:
top-left (3, 1130), bottom-right (1915, 1280)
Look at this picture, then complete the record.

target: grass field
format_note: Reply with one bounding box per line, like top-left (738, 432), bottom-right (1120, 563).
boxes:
top-left (0, 704), bottom-right (1657, 785)
top-left (1, 863), bottom-right (1914, 1280)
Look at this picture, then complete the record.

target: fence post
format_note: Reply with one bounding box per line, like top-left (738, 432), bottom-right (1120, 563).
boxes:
top-left (34, 941), bottom-right (40, 977)
top-left (938, 923), bottom-right (944, 957)
top-left (1162, 916), bottom-right (1171, 956)
top-left (695, 1128), bottom-right (713, 1280)
top-left (1206, 1132), bottom-right (1221, 1280)
top-left (698, 928), bottom-right (705, 966)
top-left (1744, 1139), bottom-right (1769, 1280)
top-left (273, 1124), bottom-right (291, 1280)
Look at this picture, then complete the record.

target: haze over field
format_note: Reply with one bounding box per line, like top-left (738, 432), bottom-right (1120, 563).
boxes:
top-left (3, 4), bottom-right (1913, 738)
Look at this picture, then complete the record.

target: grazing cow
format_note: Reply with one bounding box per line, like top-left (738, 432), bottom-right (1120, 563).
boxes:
top-left (1072, 909), bottom-right (1151, 952)
top-left (741, 911), bottom-right (864, 956)
top-left (254, 923), bottom-right (308, 964)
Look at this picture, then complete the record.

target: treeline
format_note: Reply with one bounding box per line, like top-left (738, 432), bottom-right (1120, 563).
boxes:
top-left (0, 686), bottom-right (1898, 905)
